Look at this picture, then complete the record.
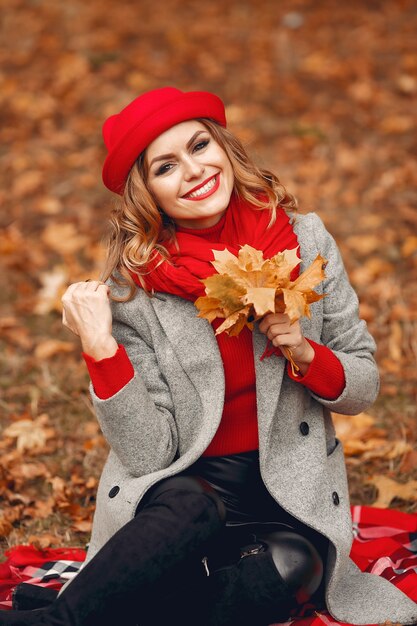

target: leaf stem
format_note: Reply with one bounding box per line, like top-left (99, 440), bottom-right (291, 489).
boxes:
top-left (282, 347), bottom-right (300, 376)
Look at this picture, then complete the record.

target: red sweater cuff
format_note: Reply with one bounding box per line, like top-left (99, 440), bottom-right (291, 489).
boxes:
top-left (286, 340), bottom-right (346, 400)
top-left (83, 344), bottom-right (134, 400)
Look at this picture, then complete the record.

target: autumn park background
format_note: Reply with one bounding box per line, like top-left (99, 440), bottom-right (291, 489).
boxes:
top-left (1, 0), bottom-right (416, 552)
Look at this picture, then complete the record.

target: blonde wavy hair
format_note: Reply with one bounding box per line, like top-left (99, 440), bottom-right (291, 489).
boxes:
top-left (101, 119), bottom-right (298, 301)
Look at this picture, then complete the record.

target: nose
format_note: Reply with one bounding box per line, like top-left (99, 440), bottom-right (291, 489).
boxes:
top-left (183, 154), bottom-right (204, 180)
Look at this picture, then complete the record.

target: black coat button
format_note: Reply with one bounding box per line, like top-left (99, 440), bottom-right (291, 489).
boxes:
top-left (108, 486), bottom-right (120, 498)
top-left (332, 491), bottom-right (340, 505)
top-left (299, 422), bottom-right (309, 436)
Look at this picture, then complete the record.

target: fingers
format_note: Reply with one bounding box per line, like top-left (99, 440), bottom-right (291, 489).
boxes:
top-left (82, 280), bottom-right (108, 293)
top-left (269, 330), bottom-right (303, 349)
top-left (76, 280), bottom-right (107, 292)
top-left (258, 314), bottom-right (314, 367)
top-left (62, 308), bottom-right (79, 336)
top-left (258, 314), bottom-right (303, 349)
top-left (258, 313), bottom-right (289, 334)
top-left (62, 280), bottom-right (108, 301)
top-left (61, 280), bottom-right (111, 339)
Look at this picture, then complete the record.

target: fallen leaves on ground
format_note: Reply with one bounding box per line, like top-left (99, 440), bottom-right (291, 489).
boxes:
top-left (367, 476), bottom-right (417, 509)
top-left (333, 412), bottom-right (412, 461)
top-left (3, 414), bottom-right (56, 454)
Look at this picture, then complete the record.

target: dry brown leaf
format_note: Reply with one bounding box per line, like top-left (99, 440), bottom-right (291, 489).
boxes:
top-left (367, 476), bottom-right (417, 508)
top-left (401, 235), bottom-right (417, 257)
top-left (0, 518), bottom-right (13, 538)
top-left (242, 286), bottom-right (277, 316)
top-left (7, 493), bottom-right (31, 506)
top-left (281, 288), bottom-right (308, 322)
top-left (290, 255), bottom-right (327, 294)
top-left (0, 325), bottom-right (34, 350)
top-left (212, 245), bottom-right (300, 289)
top-left (193, 295), bottom-right (224, 322)
top-left (215, 306), bottom-right (253, 336)
top-left (8, 461), bottom-right (50, 481)
top-left (71, 519), bottom-right (93, 533)
top-left (379, 115), bottom-right (415, 134)
top-left (343, 437), bottom-right (387, 456)
top-left (399, 449), bottom-right (417, 474)
top-left (25, 497), bottom-right (56, 519)
top-left (380, 441), bottom-right (412, 461)
top-left (85, 477), bottom-right (98, 489)
top-left (388, 321), bottom-right (403, 362)
top-left (345, 439), bottom-right (411, 461)
top-left (36, 196), bottom-right (63, 215)
top-left (333, 412), bottom-right (377, 443)
top-left (333, 413), bottom-right (410, 461)
top-left (34, 266), bottom-right (68, 315)
top-left (12, 170), bottom-right (43, 198)
top-left (201, 273), bottom-right (246, 315)
top-left (48, 476), bottom-right (67, 499)
top-left (195, 246), bottom-right (326, 335)
top-left (28, 533), bottom-right (61, 549)
top-left (3, 414), bottom-right (56, 453)
top-left (0, 316), bottom-right (19, 329)
top-left (41, 223), bottom-right (89, 256)
top-left (34, 339), bottom-right (75, 360)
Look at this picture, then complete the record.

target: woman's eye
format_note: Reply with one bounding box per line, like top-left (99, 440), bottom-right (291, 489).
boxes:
top-left (193, 139), bottom-right (209, 152)
top-left (155, 163), bottom-right (174, 176)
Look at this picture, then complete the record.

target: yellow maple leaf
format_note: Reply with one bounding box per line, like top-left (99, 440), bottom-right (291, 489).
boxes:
top-left (242, 287), bottom-right (277, 316)
top-left (212, 245), bottom-right (300, 290)
top-left (281, 288), bottom-right (308, 323)
top-left (291, 254), bottom-right (327, 293)
top-left (215, 306), bottom-right (253, 336)
top-left (195, 246), bottom-right (327, 339)
top-left (194, 296), bottom-right (225, 322)
top-left (212, 245), bottom-right (264, 274)
top-left (200, 274), bottom-right (246, 315)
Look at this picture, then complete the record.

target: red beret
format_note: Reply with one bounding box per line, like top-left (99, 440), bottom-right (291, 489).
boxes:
top-left (102, 87), bottom-right (227, 194)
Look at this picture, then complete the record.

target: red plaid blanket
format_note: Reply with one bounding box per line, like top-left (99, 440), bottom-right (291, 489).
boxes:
top-left (1, 506), bottom-right (416, 625)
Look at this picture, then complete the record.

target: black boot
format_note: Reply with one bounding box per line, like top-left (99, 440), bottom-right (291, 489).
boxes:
top-left (12, 584), bottom-right (58, 611)
top-left (206, 530), bottom-right (324, 626)
top-left (207, 550), bottom-right (292, 626)
top-left (0, 476), bottom-right (225, 626)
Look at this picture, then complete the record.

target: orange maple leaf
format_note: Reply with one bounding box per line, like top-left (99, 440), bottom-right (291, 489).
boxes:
top-left (195, 246), bottom-right (327, 333)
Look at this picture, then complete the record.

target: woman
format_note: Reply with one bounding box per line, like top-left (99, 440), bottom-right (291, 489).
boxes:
top-left (2, 88), bottom-right (416, 626)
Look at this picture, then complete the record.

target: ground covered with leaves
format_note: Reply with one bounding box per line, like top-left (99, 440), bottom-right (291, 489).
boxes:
top-left (1, 0), bottom-right (416, 553)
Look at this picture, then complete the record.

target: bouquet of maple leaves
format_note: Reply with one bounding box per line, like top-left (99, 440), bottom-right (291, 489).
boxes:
top-left (195, 245), bottom-right (327, 374)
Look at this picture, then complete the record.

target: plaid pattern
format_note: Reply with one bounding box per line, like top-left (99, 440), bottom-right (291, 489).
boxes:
top-left (0, 547), bottom-right (85, 610)
top-left (270, 506), bottom-right (417, 626)
top-left (1, 506), bottom-right (416, 624)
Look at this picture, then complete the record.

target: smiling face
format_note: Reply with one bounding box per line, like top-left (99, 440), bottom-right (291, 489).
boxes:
top-left (145, 120), bottom-right (235, 229)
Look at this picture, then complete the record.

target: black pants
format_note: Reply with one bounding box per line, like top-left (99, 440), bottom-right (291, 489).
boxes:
top-left (3, 452), bottom-right (327, 626)
top-left (137, 450), bottom-right (328, 625)
top-left (179, 450), bottom-right (329, 561)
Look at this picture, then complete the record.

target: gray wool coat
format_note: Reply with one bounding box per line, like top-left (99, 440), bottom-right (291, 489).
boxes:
top-left (81, 213), bottom-right (416, 625)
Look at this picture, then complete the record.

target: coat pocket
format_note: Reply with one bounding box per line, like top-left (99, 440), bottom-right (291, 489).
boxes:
top-left (326, 436), bottom-right (341, 457)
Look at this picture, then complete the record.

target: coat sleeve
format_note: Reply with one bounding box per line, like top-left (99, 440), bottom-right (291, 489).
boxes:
top-left (88, 291), bottom-right (179, 476)
top-left (302, 213), bottom-right (380, 414)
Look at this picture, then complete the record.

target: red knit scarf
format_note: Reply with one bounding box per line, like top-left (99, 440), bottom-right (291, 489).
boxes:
top-left (133, 193), bottom-right (299, 298)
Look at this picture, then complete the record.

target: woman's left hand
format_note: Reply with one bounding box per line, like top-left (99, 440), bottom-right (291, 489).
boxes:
top-left (258, 313), bottom-right (315, 374)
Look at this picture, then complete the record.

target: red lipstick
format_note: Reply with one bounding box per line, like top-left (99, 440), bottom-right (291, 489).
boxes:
top-left (183, 174), bottom-right (220, 201)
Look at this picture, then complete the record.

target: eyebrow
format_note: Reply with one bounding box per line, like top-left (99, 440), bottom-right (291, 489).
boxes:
top-left (148, 130), bottom-right (208, 168)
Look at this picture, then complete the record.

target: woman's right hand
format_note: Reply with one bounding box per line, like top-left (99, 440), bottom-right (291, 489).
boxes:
top-left (62, 281), bottom-right (118, 360)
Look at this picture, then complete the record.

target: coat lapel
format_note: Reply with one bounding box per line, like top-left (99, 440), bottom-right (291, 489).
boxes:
top-left (150, 293), bottom-right (225, 413)
top-left (252, 325), bottom-right (286, 446)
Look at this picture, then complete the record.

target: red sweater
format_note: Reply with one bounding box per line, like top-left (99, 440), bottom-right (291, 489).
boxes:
top-left (84, 220), bottom-right (345, 456)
